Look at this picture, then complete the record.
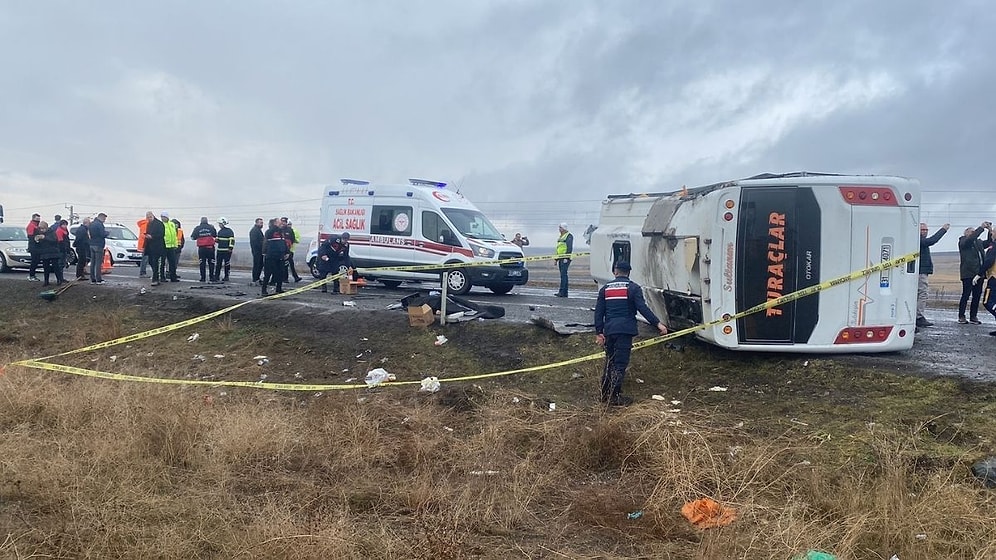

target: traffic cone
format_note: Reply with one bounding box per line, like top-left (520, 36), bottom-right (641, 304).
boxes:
top-left (101, 248), bottom-right (113, 275)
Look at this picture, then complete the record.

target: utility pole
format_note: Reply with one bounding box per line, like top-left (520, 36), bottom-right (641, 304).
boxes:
top-left (65, 203), bottom-right (79, 224)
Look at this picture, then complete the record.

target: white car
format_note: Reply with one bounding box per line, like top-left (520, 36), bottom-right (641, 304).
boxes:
top-left (0, 225), bottom-right (32, 272)
top-left (71, 222), bottom-right (142, 265)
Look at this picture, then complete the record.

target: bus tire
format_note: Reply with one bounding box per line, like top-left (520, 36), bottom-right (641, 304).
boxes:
top-left (488, 284), bottom-right (514, 295)
top-left (309, 258), bottom-right (320, 279)
top-left (444, 268), bottom-right (472, 295)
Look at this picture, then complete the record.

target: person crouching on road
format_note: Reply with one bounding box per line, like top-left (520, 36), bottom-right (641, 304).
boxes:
top-left (316, 232), bottom-right (352, 294)
top-left (594, 261), bottom-right (668, 406)
top-left (261, 218), bottom-right (289, 296)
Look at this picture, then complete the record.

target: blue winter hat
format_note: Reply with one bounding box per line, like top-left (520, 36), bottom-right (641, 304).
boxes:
top-left (614, 261), bottom-right (632, 272)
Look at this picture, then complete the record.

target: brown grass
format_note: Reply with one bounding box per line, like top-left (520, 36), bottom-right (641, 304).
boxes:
top-left (2, 368), bottom-right (995, 559)
top-left (2, 279), bottom-right (996, 559)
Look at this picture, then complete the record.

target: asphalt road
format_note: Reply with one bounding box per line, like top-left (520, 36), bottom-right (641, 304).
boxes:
top-left (6, 262), bottom-right (995, 382)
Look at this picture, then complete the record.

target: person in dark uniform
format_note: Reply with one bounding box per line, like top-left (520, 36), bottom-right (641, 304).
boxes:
top-left (593, 261), bottom-right (668, 406)
top-left (261, 218), bottom-right (289, 296)
top-left (316, 232), bottom-right (352, 293)
top-left (249, 217), bottom-right (265, 285)
top-left (214, 217), bottom-right (235, 282)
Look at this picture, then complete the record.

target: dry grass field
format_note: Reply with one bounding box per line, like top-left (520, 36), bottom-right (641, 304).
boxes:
top-left (2, 279), bottom-right (996, 559)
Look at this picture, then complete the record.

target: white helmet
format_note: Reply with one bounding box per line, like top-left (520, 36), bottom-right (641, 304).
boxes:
top-left (218, 217), bottom-right (229, 226)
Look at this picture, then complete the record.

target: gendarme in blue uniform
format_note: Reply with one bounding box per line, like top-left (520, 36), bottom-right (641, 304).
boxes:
top-left (594, 263), bottom-right (663, 403)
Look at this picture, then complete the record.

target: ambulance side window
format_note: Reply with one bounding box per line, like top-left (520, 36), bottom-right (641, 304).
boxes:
top-left (423, 211), bottom-right (459, 246)
top-left (371, 206), bottom-right (412, 236)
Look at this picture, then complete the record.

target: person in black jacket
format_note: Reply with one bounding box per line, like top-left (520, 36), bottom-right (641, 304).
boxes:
top-left (73, 217), bottom-right (91, 280)
top-left (593, 261), bottom-right (668, 406)
top-left (35, 222), bottom-right (65, 286)
top-left (214, 217), bottom-right (235, 282)
top-left (143, 212), bottom-right (167, 286)
top-left (957, 221), bottom-right (993, 324)
top-left (261, 218), bottom-right (289, 296)
top-left (916, 222), bottom-right (949, 329)
top-left (316, 232), bottom-right (352, 293)
top-left (249, 217), bottom-right (264, 286)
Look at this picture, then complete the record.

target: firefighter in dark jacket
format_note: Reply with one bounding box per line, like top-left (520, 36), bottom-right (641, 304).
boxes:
top-left (594, 261), bottom-right (668, 406)
top-left (214, 217), bottom-right (235, 282)
top-left (261, 218), bottom-right (289, 296)
top-left (316, 232), bottom-right (352, 293)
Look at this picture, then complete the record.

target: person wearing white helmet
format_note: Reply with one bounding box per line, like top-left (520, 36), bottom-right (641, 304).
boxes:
top-left (214, 217), bottom-right (236, 282)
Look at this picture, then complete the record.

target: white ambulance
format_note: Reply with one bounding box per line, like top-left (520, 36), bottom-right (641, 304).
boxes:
top-left (307, 179), bottom-right (529, 295)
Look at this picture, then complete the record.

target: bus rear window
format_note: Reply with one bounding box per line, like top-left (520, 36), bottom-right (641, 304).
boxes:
top-left (735, 186), bottom-right (821, 344)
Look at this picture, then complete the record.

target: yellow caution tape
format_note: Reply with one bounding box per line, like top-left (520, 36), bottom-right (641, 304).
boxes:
top-left (6, 251), bottom-right (916, 390)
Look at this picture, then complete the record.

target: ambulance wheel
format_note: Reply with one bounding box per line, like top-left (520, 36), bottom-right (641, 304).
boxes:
top-left (309, 258), bottom-right (320, 278)
top-left (444, 269), bottom-right (472, 295)
top-left (380, 280), bottom-right (402, 289)
top-left (488, 284), bottom-right (514, 295)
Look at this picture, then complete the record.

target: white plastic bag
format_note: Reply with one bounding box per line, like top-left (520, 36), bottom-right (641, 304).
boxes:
top-left (364, 368), bottom-right (396, 387)
top-left (419, 376), bottom-right (441, 393)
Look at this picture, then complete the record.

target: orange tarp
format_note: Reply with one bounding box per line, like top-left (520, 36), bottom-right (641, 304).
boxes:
top-left (680, 498), bottom-right (738, 529)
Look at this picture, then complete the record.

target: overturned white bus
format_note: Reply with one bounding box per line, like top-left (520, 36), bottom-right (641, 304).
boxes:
top-left (590, 172), bottom-right (921, 353)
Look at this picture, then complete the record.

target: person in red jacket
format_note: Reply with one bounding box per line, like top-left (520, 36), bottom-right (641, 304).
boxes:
top-left (25, 213), bottom-right (41, 281)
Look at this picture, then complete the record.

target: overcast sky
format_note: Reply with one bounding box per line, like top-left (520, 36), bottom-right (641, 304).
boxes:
top-left (1, 1), bottom-right (993, 252)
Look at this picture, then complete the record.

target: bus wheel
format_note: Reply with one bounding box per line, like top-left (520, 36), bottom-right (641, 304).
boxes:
top-left (488, 284), bottom-right (514, 295)
top-left (309, 258), bottom-right (320, 279)
top-left (445, 269), bottom-right (472, 295)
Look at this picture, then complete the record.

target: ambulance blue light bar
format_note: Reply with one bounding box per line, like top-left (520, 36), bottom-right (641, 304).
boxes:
top-left (409, 178), bottom-right (447, 188)
top-left (340, 179), bottom-right (370, 185)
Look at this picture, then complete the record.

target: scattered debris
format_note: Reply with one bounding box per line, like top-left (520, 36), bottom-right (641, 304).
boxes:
top-left (635, 378), bottom-right (644, 384)
top-left (213, 354), bottom-right (224, 359)
top-left (109, 355), bottom-right (117, 362)
top-left (511, 397), bottom-right (520, 403)
top-left (443, 426), bottom-right (454, 432)
top-left (548, 402), bottom-right (557, 411)
top-left (469, 470), bottom-right (500, 476)
top-left (627, 511), bottom-right (643, 520)
top-left (342, 300), bottom-right (356, 307)
top-left (971, 456), bottom-right (996, 488)
top-left (192, 355), bottom-right (206, 362)
top-left (257, 358), bottom-right (269, 366)
top-left (344, 377), bottom-right (356, 383)
top-left (187, 333), bottom-right (200, 342)
top-left (680, 498), bottom-right (738, 529)
top-left (258, 374), bottom-right (267, 381)
top-left (294, 372), bottom-right (303, 379)
top-left (364, 367), bottom-right (396, 387)
top-left (790, 418), bottom-right (809, 426)
top-left (651, 394), bottom-right (666, 401)
top-left (419, 376), bottom-right (441, 393)
top-left (707, 386), bottom-right (728, 392)
top-left (571, 372), bottom-right (583, 380)
top-left (794, 552), bottom-right (837, 560)
top-left (529, 315), bottom-right (594, 335)
top-left (252, 355), bottom-right (267, 360)
top-left (434, 335), bottom-right (448, 346)
top-left (139, 287), bottom-right (146, 295)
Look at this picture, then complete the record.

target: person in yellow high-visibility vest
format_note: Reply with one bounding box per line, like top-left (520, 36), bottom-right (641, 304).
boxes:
top-left (555, 222), bottom-right (573, 298)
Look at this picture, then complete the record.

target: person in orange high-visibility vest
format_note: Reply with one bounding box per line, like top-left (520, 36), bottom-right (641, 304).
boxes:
top-left (137, 215), bottom-right (150, 277)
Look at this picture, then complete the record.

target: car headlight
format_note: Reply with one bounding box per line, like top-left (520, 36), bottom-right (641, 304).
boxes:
top-left (471, 244), bottom-right (495, 258)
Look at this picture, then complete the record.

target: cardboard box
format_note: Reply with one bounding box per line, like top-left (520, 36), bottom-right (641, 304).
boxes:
top-left (339, 276), bottom-right (356, 295)
top-left (408, 304), bottom-right (435, 327)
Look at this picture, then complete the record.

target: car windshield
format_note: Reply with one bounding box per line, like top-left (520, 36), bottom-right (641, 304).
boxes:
top-left (0, 226), bottom-right (28, 242)
top-left (105, 226), bottom-right (138, 241)
top-left (440, 209), bottom-right (504, 241)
